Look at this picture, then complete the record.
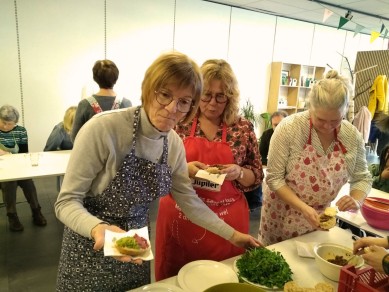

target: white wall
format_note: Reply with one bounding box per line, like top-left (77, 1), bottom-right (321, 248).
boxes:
top-left (1, 0), bottom-right (388, 151)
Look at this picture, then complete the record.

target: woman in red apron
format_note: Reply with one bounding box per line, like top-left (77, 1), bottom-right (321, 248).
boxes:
top-left (259, 70), bottom-right (372, 246)
top-left (155, 59), bottom-right (263, 280)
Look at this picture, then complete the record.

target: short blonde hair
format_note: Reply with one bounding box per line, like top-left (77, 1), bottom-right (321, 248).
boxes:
top-left (307, 70), bottom-right (352, 116)
top-left (200, 59), bottom-right (240, 126)
top-left (63, 106), bottom-right (77, 133)
top-left (141, 51), bottom-right (202, 124)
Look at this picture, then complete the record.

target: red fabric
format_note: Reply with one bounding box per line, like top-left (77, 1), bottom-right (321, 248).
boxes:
top-left (155, 117), bottom-right (249, 280)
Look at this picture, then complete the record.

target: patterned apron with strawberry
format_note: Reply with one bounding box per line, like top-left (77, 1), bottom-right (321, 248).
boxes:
top-left (155, 117), bottom-right (249, 280)
top-left (259, 119), bottom-right (348, 246)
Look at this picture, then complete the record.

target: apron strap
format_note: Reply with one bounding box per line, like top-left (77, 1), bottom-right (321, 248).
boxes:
top-left (189, 116), bottom-right (227, 142)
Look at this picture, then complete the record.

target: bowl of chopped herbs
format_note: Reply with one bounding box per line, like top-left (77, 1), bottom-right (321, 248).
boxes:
top-left (234, 247), bottom-right (293, 289)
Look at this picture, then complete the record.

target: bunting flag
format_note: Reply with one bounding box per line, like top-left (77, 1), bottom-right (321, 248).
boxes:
top-left (380, 23), bottom-right (386, 33)
top-left (384, 28), bottom-right (389, 39)
top-left (370, 31), bottom-right (381, 43)
top-left (353, 24), bottom-right (364, 37)
top-left (338, 17), bottom-right (350, 29)
top-left (322, 8), bottom-right (333, 23)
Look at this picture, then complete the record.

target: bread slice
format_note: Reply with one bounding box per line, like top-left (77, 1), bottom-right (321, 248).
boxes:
top-left (319, 207), bottom-right (337, 230)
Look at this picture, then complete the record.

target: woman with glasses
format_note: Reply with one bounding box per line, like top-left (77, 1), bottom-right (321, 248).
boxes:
top-left (155, 59), bottom-right (263, 280)
top-left (258, 70), bottom-right (372, 246)
top-left (54, 52), bottom-right (260, 291)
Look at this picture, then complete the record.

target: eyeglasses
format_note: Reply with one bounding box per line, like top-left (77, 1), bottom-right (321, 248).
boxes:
top-left (155, 90), bottom-right (193, 113)
top-left (201, 92), bottom-right (228, 103)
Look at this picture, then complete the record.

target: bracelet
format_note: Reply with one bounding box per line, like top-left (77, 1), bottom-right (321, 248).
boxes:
top-left (382, 254), bottom-right (389, 275)
top-left (239, 167), bottom-right (244, 179)
top-left (352, 198), bottom-right (362, 209)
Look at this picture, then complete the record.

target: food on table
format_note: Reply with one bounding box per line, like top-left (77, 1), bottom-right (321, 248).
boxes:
top-left (236, 247), bottom-right (293, 289)
top-left (327, 255), bottom-right (348, 266)
top-left (114, 233), bottom-right (149, 256)
top-left (205, 164), bottom-right (224, 174)
top-left (319, 207), bottom-right (337, 229)
top-left (283, 281), bottom-right (334, 292)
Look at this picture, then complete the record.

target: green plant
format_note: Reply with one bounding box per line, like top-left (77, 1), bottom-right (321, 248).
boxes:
top-left (240, 99), bottom-right (260, 128)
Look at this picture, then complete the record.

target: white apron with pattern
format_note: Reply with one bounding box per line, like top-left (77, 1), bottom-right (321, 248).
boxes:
top-left (259, 120), bottom-right (348, 246)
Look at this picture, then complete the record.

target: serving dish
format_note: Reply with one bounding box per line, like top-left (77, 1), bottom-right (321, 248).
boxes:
top-left (203, 282), bottom-right (266, 292)
top-left (177, 260), bottom-right (238, 292)
top-left (361, 197), bottom-right (389, 230)
top-left (313, 243), bottom-right (364, 282)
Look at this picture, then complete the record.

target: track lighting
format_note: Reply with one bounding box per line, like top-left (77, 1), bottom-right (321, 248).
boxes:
top-left (345, 10), bottom-right (353, 20)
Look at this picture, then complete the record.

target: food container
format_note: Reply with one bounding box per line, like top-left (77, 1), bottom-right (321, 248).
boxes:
top-left (338, 264), bottom-right (389, 292)
top-left (313, 243), bottom-right (364, 282)
top-left (203, 283), bottom-right (265, 292)
top-left (361, 197), bottom-right (389, 230)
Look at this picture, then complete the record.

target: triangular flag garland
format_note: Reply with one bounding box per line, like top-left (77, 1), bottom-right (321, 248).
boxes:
top-left (323, 8), bottom-right (333, 23)
top-left (380, 23), bottom-right (386, 33)
top-left (322, 7), bottom-right (388, 42)
top-left (370, 31), bottom-right (381, 43)
top-left (338, 17), bottom-right (350, 29)
top-left (353, 24), bottom-right (364, 37)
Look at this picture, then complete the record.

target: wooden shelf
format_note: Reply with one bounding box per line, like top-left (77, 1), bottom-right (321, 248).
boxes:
top-left (267, 62), bottom-right (326, 115)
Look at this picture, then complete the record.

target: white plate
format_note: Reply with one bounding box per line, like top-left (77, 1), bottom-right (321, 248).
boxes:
top-left (134, 283), bottom-right (185, 292)
top-left (233, 259), bottom-right (281, 290)
top-left (177, 260), bottom-right (238, 292)
top-left (104, 226), bottom-right (153, 260)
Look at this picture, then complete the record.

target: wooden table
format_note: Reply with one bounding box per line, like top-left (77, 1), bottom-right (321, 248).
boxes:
top-left (0, 151), bottom-right (71, 188)
top-left (332, 183), bottom-right (389, 238)
top-left (131, 227), bottom-right (356, 291)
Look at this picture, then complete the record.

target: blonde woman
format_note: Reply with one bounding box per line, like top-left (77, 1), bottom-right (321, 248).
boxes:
top-left (155, 59), bottom-right (263, 280)
top-left (259, 70), bottom-right (372, 246)
top-left (44, 106), bottom-right (77, 151)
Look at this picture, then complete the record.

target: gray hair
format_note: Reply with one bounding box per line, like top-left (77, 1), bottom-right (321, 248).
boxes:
top-left (271, 110), bottom-right (288, 121)
top-left (0, 105), bottom-right (20, 123)
top-left (307, 70), bottom-right (352, 116)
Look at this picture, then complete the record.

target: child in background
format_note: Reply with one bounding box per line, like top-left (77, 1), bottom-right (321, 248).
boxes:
top-left (369, 144), bottom-right (389, 192)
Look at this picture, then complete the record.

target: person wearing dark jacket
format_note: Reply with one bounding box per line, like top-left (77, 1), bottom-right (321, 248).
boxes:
top-left (259, 110), bottom-right (288, 165)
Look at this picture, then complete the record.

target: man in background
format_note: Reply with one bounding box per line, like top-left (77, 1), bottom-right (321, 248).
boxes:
top-left (259, 110), bottom-right (288, 165)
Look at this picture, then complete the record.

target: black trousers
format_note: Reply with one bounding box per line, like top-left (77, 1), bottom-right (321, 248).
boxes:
top-left (1, 179), bottom-right (40, 214)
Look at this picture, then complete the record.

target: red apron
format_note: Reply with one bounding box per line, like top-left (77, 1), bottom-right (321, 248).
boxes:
top-left (259, 119), bottom-right (349, 246)
top-left (155, 117), bottom-right (249, 280)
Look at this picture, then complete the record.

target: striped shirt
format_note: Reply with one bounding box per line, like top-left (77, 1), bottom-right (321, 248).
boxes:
top-left (0, 125), bottom-right (28, 153)
top-left (266, 110), bottom-right (372, 194)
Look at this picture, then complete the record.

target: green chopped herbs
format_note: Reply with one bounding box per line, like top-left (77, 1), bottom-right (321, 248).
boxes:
top-left (236, 247), bottom-right (293, 288)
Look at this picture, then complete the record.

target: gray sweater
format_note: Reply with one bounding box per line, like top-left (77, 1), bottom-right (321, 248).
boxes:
top-left (55, 107), bottom-right (234, 240)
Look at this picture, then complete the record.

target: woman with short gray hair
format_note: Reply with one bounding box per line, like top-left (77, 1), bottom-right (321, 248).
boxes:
top-left (0, 105), bottom-right (47, 231)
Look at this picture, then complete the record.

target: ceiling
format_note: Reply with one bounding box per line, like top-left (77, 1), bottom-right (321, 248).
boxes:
top-left (206, 0), bottom-right (389, 35)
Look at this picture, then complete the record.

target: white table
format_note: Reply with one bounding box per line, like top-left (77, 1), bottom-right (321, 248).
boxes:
top-left (332, 183), bottom-right (389, 238)
top-left (0, 150), bottom-right (71, 183)
top-left (132, 227), bottom-right (356, 291)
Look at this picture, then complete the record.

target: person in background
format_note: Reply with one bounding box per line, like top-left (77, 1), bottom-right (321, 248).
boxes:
top-left (259, 110), bottom-right (288, 165)
top-left (44, 106), bottom-right (77, 151)
top-left (54, 52), bottom-right (260, 291)
top-left (71, 59), bottom-right (132, 141)
top-left (0, 105), bottom-right (47, 231)
top-left (155, 59), bottom-right (263, 280)
top-left (368, 144), bottom-right (389, 192)
top-left (259, 70), bottom-right (372, 246)
top-left (353, 236), bottom-right (389, 274)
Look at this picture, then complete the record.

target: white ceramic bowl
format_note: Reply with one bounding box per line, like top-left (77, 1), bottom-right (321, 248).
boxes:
top-left (313, 243), bottom-right (364, 282)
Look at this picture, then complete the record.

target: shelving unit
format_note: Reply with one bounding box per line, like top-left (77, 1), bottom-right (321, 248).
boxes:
top-left (267, 62), bottom-right (326, 115)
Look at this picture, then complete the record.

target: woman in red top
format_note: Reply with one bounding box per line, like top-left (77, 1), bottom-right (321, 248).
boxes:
top-left (155, 59), bottom-right (263, 280)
